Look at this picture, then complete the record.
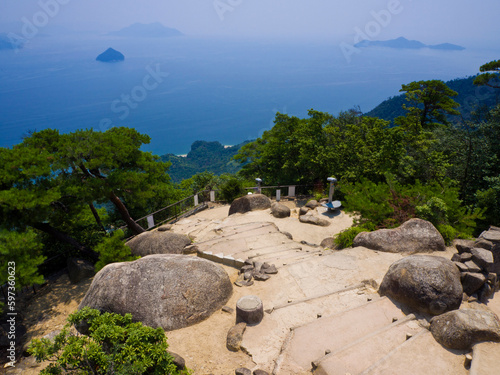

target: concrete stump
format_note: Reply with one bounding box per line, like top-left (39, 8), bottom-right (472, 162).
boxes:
top-left (236, 295), bottom-right (264, 325)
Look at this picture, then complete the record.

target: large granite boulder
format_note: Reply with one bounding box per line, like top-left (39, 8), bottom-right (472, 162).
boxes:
top-left (353, 218), bottom-right (445, 253)
top-left (79, 254), bottom-right (232, 331)
top-left (430, 309), bottom-right (500, 350)
top-left (126, 231), bottom-right (191, 257)
top-left (271, 202), bottom-right (291, 218)
top-left (379, 255), bottom-right (463, 315)
top-left (229, 194), bottom-right (271, 216)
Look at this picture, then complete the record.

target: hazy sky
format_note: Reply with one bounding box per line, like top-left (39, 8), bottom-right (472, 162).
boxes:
top-left (1, 0), bottom-right (499, 46)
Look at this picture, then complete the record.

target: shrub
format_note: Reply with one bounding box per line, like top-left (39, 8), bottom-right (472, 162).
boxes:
top-left (28, 307), bottom-right (189, 375)
top-left (334, 227), bottom-right (369, 249)
top-left (94, 230), bottom-right (139, 272)
top-left (436, 224), bottom-right (458, 246)
top-left (219, 175), bottom-right (245, 203)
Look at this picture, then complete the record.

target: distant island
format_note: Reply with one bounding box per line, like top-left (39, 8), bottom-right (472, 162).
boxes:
top-left (355, 37), bottom-right (465, 51)
top-left (0, 33), bottom-right (24, 50)
top-left (108, 22), bottom-right (183, 38)
top-left (96, 48), bottom-right (125, 62)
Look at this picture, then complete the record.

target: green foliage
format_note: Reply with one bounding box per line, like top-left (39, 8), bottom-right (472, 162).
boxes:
top-left (0, 229), bottom-right (46, 289)
top-left (397, 79), bottom-right (460, 130)
top-left (94, 230), bottom-right (139, 272)
top-left (341, 179), bottom-right (394, 227)
top-left (368, 76), bottom-right (498, 124)
top-left (334, 227), bottom-right (369, 249)
top-left (313, 192), bottom-right (324, 202)
top-left (219, 175), bottom-right (245, 203)
top-left (436, 224), bottom-right (458, 246)
top-left (179, 171), bottom-right (220, 196)
top-left (236, 109), bottom-right (403, 185)
top-left (342, 177), bottom-right (482, 236)
top-left (29, 307), bottom-right (187, 375)
top-left (474, 60), bottom-right (500, 89)
top-left (0, 126), bottom-right (179, 259)
top-left (162, 141), bottom-right (247, 183)
top-left (415, 197), bottom-right (448, 226)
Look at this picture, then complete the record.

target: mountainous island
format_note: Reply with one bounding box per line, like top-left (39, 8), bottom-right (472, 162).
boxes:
top-left (355, 37), bottom-right (465, 51)
top-left (108, 22), bottom-right (183, 38)
top-left (96, 48), bottom-right (125, 62)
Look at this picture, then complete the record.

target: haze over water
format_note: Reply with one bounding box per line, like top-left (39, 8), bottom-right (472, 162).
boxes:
top-left (1, 1), bottom-right (499, 155)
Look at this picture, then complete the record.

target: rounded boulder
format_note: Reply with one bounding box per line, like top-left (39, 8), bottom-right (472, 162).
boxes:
top-left (353, 218), bottom-right (445, 253)
top-left (271, 202), bottom-right (291, 218)
top-left (430, 308), bottom-right (500, 350)
top-left (379, 255), bottom-right (463, 315)
top-left (229, 194), bottom-right (271, 216)
top-left (126, 230), bottom-right (191, 257)
top-left (79, 254), bottom-right (232, 331)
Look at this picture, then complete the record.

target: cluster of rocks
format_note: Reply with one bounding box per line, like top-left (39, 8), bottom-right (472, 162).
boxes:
top-left (452, 226), bottom-right (500, 301)
top-left (298, 199), bottom-right (331, 227)
top-left (235, 259), bottom-right (278, 287)
top-left (374, 222), bottom-right (500, 351)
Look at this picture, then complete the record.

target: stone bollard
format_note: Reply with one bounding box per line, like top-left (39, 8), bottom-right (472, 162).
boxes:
top-left (236, 295), bottom-right (264, 325)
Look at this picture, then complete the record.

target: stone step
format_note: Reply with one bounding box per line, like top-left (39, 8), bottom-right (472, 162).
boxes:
top-left (313, 314), bottom-right (422, 375)
top-left (359, 329), bottom-right (469, 375)
top-left (276, 297), bottom-right (406, 374)
top-left (254, 249), bottom-right (323, 267)
top-left (470, 341), bottom-right (500, 375)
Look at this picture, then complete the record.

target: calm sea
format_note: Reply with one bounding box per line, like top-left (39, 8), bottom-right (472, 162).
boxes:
top-left (0, 35), bottom-right (498, 155)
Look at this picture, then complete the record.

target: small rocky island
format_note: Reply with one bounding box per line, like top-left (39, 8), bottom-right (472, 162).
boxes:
top-left (96, 47), bottom-right (125, 62)
top-left (355, 37), bottom-right (465, 51)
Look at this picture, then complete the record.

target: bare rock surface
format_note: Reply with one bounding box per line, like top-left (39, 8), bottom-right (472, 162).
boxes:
top-left (379, 255), bottom-right (463, 315)
top-left (79, 254), bottom-right (232, 331)
top-left (353, 218), bottom-right (445, 253)
top-left (229, 194), bottom-right (271, 216)
top-left (430, 308), bottom-right (500, 350)
top-left (126, 231), bottom-right (191, 257)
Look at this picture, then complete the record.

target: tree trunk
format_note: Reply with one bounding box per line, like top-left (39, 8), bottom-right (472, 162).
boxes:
top-left (88, 203), bottom-right (106, 232)
top-left (33, 222), bottom-right (99, 262)
top-left (108, 192), bottom-right (145, 235)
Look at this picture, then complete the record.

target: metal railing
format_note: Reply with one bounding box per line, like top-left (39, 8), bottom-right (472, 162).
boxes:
top-left (121, 189), bottom-right (224, 239)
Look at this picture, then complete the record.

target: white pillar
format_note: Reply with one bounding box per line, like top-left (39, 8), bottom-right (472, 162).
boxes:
top-left (194, 194), bottom-right (199, 206)
top-left (276, 189), bottom-right (281, 202)
top-left (146, 215), bottom-right (155, 229)
top-left (210, 191), bottom-right (215, 202)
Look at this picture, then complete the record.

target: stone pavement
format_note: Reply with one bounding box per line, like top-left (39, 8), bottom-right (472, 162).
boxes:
top-left (168, 203), bottom-right (488, 374)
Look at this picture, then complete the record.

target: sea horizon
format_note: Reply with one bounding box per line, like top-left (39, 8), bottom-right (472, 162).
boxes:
top-left (1, 34), bottom-right (499, 156)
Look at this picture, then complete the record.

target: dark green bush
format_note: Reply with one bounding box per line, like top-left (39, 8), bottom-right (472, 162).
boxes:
top-left (28, 307), bottom-right (189, 375)
top-left (334, 227), bottom-right (369, 249)
top-left (436, 224), bottom-right (458, 246)
top-left (219, 175), bottom-right (245, 203)
top-left (94, 229), bottom-right (139, 272)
